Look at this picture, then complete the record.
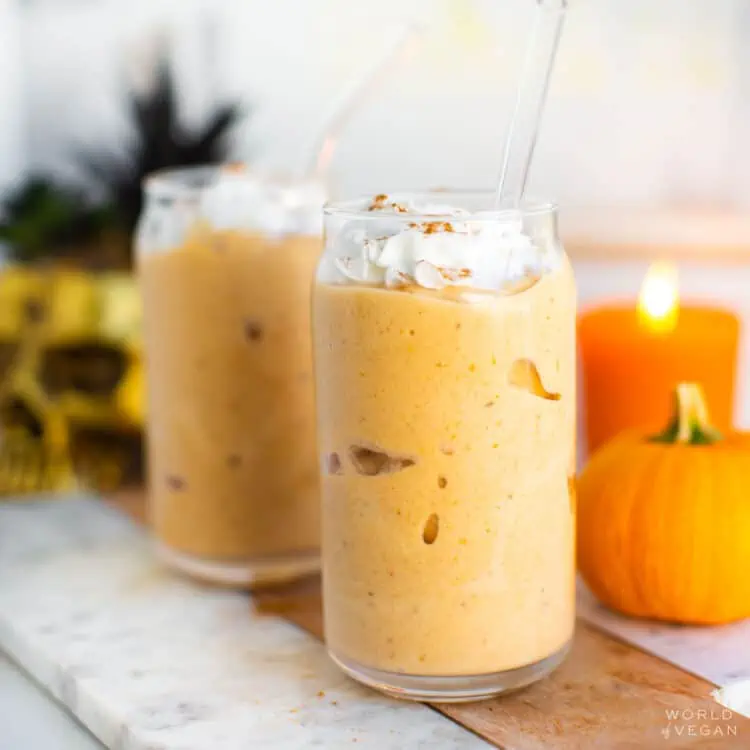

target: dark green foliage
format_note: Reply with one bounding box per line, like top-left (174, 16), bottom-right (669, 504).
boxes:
top-left (80, 60), bottom-right (242, 236)
top-left (0, 179), bottom-right (113, 264)
top-left (1, 55), bottom-right (242, 267)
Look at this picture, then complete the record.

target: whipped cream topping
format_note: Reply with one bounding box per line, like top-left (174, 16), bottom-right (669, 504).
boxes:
top-left (198, 167), bottom-right (325, 236)
top-left (319, 194), bottom-right (560, 291)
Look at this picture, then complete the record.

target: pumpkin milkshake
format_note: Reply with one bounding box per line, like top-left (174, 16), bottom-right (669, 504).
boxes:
top-left (137, 167), bottom-right (324, 585)
top-left (313, 193), bottom-right (576, 700)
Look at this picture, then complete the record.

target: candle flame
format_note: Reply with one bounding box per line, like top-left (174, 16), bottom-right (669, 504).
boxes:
top-left (638, 262), bottom-right (679, 333)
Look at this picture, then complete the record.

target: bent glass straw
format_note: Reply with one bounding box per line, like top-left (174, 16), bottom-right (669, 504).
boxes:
top-left (495, 0), bottom-right (568, 208)
top-left (309, 23), bottom-right (421, 181)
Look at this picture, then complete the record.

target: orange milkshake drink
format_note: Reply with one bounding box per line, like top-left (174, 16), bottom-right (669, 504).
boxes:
top-left (137, 167), bottom-right (324, 586)
top-left (313, 192), bottom-right (576, 701)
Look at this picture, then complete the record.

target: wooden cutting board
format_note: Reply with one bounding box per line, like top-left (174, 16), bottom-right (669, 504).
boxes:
top-left (108, 491), bottom-right (750, 749)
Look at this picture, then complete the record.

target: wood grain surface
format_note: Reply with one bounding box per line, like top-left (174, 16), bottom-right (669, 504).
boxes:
top-left (107, 491), bottom-right (750, 749)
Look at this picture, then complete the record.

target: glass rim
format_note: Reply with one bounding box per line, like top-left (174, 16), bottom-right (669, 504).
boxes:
top-left (323, 191), bottom-right (558, 223)
top-left (143, 164), bottom-right (325, 201)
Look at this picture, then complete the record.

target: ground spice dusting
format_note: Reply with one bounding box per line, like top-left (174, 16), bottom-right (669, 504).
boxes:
top-left (368, 194), bottom-right (409, 213)
top-left (437, 266), bottom-right (472, 282)
top-left (423, 221), bottom-right (454, 234)
top-left (368, 194), bottom-right (389, 210)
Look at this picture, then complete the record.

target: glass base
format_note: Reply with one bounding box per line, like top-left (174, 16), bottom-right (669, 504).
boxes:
top-left (154, 541), bottom-right (320, 588)
top-left (328, 639), bottom-right (571, 703)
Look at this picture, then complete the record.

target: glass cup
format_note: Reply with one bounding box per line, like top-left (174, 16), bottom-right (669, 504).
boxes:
top-left (313, 192), bottom-right (576, 701)
top-left (136, 166), bottom-right (325, 586)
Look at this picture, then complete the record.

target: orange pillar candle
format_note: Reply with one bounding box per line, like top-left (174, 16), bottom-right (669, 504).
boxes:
top-left (579, 263), bottom-right (740, 455)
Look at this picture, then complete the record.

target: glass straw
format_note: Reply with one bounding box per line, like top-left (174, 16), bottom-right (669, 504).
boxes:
top-left (309, 23), bottom-right (421, 181)
top-left (495, 0), bottom-right (568, 208)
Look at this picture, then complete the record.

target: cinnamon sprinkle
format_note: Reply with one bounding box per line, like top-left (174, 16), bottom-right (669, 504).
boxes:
top-left (369, 193), bottom-right (389, 210)
top-left (386, 271), bottom-right (411, 289)
top-left (437, 266), bottom-right (473, 281)
top-left (423, 221), bottom-right (455, 234)
top-left (368, 194), bottom-right (409, 213)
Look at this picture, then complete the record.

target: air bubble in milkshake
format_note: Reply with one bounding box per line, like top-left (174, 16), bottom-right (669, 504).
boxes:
top-left (326, 453), bottom-right (343, 475)
top-left (423, 514), bottom-right (439, 544)
top-left (349, 444), bottom-right (416, 476)
top-left (508, 359), bottom-right (560, 401)
top-left (244, 320), bottom-right (264, 342)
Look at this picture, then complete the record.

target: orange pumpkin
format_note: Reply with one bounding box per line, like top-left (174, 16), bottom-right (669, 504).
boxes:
top-left (578, 383), bottom-right (750, 625)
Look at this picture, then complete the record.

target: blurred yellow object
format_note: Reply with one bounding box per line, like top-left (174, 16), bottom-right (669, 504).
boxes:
top-left (97, 273), bottom-right (143, 346)
top-left (116, 355), bottom-right (145, 426)
top-left (0, 267), bottom-right (47, 336)
top-left (0, 265), bottom-right (145, 496)
top-left (45, 270), bottom-right (101, 343)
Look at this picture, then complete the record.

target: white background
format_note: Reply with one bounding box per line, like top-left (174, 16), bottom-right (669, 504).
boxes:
top-left (3, 0), bottom-right (750, 206)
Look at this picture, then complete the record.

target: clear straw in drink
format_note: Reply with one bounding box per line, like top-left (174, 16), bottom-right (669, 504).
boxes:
top-left (495, 0), bottom-right (568, 208)
top-left (307, 23), bottom-right (421, 181)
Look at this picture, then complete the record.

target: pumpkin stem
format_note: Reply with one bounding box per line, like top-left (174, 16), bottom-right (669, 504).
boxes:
top-left (651, 383), bottom-right (722, 445)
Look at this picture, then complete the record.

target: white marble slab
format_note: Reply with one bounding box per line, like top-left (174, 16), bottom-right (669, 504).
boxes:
top-left (0, 650), bottom-right (103, 750)
top-left (3, 496), bottom-right (749, 748)
top-left (0, 497), bottom-right (488, 750)
top-left (577, 583), bottom-right (750, 717)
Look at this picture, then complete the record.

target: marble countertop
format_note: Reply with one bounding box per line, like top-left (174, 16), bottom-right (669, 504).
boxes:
top-left (1, 495), bottom-right (749, 749)
top-left (0, 650), bottom-right (103, 750)
top-left (0, 497), bottom-right (488, 749)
